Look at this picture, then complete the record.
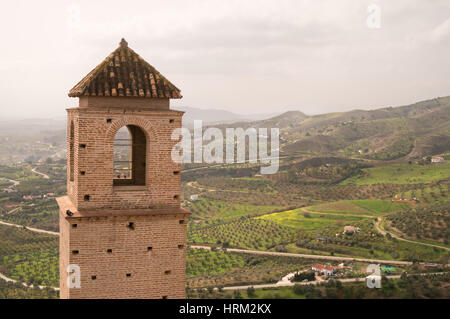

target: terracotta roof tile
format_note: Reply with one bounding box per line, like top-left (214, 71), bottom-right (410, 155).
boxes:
top-left (68, 38), bottom-right (182, 99)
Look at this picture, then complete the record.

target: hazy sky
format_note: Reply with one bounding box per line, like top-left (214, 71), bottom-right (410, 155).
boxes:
top-left (0, 0), bottom-right (449, 118)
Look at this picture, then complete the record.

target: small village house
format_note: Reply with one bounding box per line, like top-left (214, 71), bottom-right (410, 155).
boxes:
top-left (312, 264), bottom-right (338, 276)
top-left (343, 225), bottom-right (359, 234)
top-left (431, 156), bottom-right (444, 163)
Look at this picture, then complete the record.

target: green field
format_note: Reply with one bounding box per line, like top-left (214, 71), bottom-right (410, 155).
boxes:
top-left (188, 199), bottom-right (283, 222)
top-left (387, 203), bottom-right (450, 246)
top-left (257, 209), bottom-right (366, 231)
top-left (0, 225), bottom-right (58, 257)
top-left (0, 165), bottom-right (33, 181)
top-left (0, 280), bottom-right (58, 299)
top-left (239, 286), bottom-right (304, 299)
top-left (2, 249), bottom-right (58, 287)
top-left (259, 208), bottom-right (448, 262)
top-left (342, 164), bottom-right (450, 185)
top-left (308, 200), bottom-right (411, 216)
top-left (187, 249), bottom-right (245, 276)
top-left (398, 185), bottom-right (449, 204)
top-left (0, 200), bottom-right (59, 232)
top-left (187, 250), bottom-right (316, 290)
top-left (0, 178), bottom-right (12, 187)
top-left (0, 225), bottom-right (59, 289)
top-left (188, 218), bottom-right (294, 250)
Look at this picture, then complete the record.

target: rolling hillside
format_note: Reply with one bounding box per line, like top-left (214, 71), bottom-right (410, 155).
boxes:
top-left (212, 96), bottom-right (450, 160)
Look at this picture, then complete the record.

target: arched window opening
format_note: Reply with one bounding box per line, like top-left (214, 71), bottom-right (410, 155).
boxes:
top-left (69, 121), bottom-right (74, 182)
top-left (113, 125), bottom-right (147, 186)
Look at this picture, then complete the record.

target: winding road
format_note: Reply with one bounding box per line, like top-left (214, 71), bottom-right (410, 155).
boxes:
top-left (1, 178), bottom-right (20, 193)
top-left (5, 207), bottom-right (21, 215)
top-left (0, 220), bottom-right (447, 292)
top-left (0, 220), bottom-right (59, 236)
top-left (0, 170), bottom-right (60, 290)
top-left (375, 217), bottom-right (450, 252)
top-left (0, 270), bottom-right (59, 291)
top-left (0, 214), bottom-right (58, 290)
top-left (190, 245), bottom-right (416, 266)
top-left (187, 181), bottom-right (252, 194)
top-left (295, 207), bottom-right (450, 252)
top-left (32, 167), bottom-right (50, 179)
top-left (188, 180), bottom-right (450, 253)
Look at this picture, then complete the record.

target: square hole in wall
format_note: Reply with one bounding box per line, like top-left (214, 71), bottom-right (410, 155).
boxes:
top-left (107, 249), bottom-right (112, 253)
top-left (72, 250), bottom-right (79, 255)
top-left (84, 195), bottom-right (90, 201)
top-left (147, 246), bottom-right (153, 251)
top-left (173, 171), bottom-right (180, 175)
top-left (106, 119), bottom-right (112, 123)
top-left (164, 270), bottom-right (171, 275)
top-left (179, 220), bottom-right (185, 225)
top-left (127, 222), bottom-right (135, 230)
top-left (178, 245), bottom-right (184, 249)
top-left (169, 119), bottom-right (174, 123)
top-left (126, 273), bottom-right (132, 278)
top-left (80, 171), bottom-right (86, 176)
top-left (173, 195), bottom-right (179, 200)
top-left (72, 224), bottom-right (77, 228)
top-left (79, 144), bottom-right (86, 149)
top-left (91, 275), bottom-right (97, 280)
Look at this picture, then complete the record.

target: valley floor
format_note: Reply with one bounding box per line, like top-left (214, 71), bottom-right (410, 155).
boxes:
top-left (0, 151), bottom-right (449, 298)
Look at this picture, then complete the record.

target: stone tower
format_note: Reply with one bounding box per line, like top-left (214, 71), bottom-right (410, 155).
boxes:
top-left (56, 39), bottom-right (189, 299)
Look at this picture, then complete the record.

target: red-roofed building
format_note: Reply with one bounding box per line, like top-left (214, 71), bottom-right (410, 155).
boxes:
top-left (312, 264), bottom-right (338, 276)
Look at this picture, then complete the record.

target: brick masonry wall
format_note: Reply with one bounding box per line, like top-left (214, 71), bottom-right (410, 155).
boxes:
top-left (59, 102), bottom-right (189, 299)
top-left (79, 96), bottom-right (170, 109)
top-left (66, 107), bottom-right (184, 211)
top-left (59, 203), bottom-right (71, 299)
top-left (58, 204), bottom-right (188, 299)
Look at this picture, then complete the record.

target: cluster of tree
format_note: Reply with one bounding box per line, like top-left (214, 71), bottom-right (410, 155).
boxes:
top-left (0, 280), bottom-right (58, 299)
top-left (367, 137), bottom-right (414, 161)
top-left (287, 160), bottom-right (370, 184)
top-left (183, 165), bottom-right (261, 182)
top-left (189, 217), bottom-right (294, 251)
top-left (292, 273), bottom-right (450, 299)
top-left (0, 225), bottom-right (58, 259)
top-left (0, 200), bottom-right (59, 232)
top-left (191, 175), bottom-right (421, 208)
top-left (292, 271), bottom-right (315, 282)
top-left (387, 202), bottom-right (450, 244)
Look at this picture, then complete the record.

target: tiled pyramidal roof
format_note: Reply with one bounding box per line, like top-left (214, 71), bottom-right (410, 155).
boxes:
top-left (68, 39), bottom-right (182, 99)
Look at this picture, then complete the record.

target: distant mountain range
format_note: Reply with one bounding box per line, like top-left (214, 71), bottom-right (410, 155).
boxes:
top-left (0, 118), bottom-right (66, 135)
top-left (176, 106), bottom-right (281, 126)
top-left (219, 96), bottom-right (450, 160)
top-left (1, 96), bottom-right (449, 161)
top-left (0, 107), bottom-right (281, 131)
